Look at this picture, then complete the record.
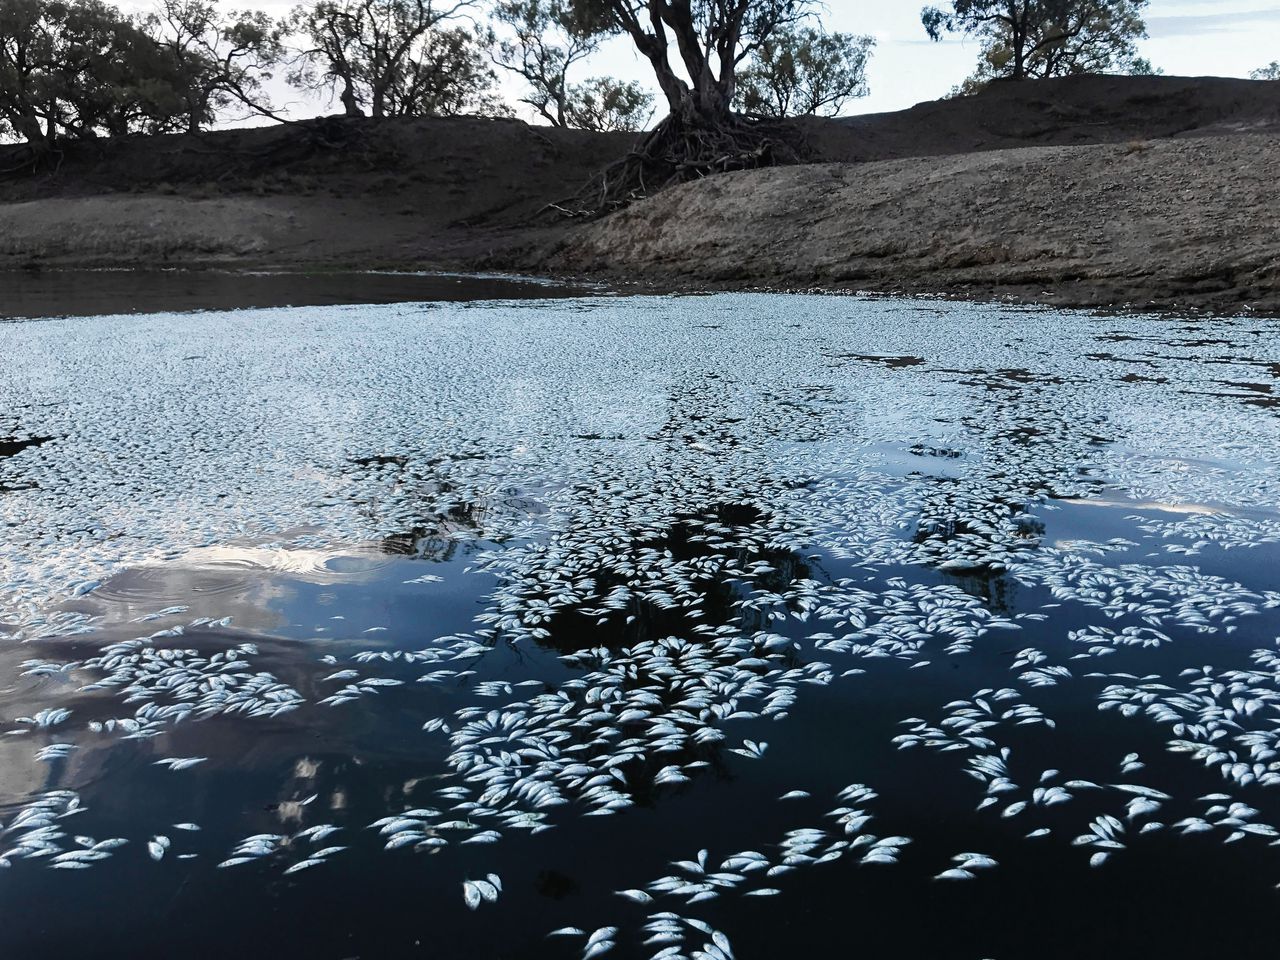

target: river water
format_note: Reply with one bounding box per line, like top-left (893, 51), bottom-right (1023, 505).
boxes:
top-left (1, 286), bottom-right (1279, 959)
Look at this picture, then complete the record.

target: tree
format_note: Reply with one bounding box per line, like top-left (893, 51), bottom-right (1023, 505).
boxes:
top-left (1, 0), bottom-right (284, 151)
top-left (1, 0), bottom-right (184, 152)
top-left (564, 75), bottom-right (652, 130)
top-left (489, 0), bottom-right (653, 131)
top-left (490, 0), bottom-right (595, 126)
top-left (140, 0), bottom-right (286, 134)
top-left (378, 24), bottom-right (505, 115)
top-left (562, 0), bottom-right (833, 209)
top-left (289, 0), bottom-right (491, 118)
top-left (1252, 62), bottom-right (1280, 81)
top-left (571, 0), bottom-right (809, 127)
top-left (922, 0), bottom-right (1150, 83)
top-left (735, 25), bottom-right (873, 117)
top-left (3, 0), bottom-right (81, 147)
top-left (90, 16), bottom-right (192, 136)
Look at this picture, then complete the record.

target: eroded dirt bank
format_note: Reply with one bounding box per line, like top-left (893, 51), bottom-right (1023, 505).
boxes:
top-left (1, 75), bottom-right (1277, 314)
top-left (542, 133), bottom-right (1280, 314)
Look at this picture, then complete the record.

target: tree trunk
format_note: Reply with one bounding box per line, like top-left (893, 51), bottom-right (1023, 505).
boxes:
top-left (670, 83), bottom-right (732, 132)
top-left (553, 80), bottom-right (567, 127)
top-left (627, 29), bottom-right (690, 116)
top-left (15, 114), bottom-right (47, 153)
top-left (1011, 10), bottom-right (1027, 80)
top-left (184, 90), bottom-right (206, 135)
top-left (695, 83), bottom-right (731, 124)
top-left (340, 77), bottom-right (363, 117)
top-left (562, 0), bottom-right (797, 215)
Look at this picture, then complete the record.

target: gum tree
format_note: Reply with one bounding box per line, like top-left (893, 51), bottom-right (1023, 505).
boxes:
top-left (564, 75), bottom-right (652, 130)
top-left (490, 0), bottom-right (596, 126)
top-left (377, 24), bottom-right (504, 115)
top-left (289, 0), bottom-right (482, 117)
top-left (922, 0), bottom-right (1150, 83)
top-left (736, 26), bottom-right (874, 117)
top-left (564, 0), bottom-right (830, 209)
top-left (1, 0), bottom-right (186, 153)
top-left (572, 0), bottom-right (808, 126)
top-left (141, 0), bottom-right (287, 133)
top-left (489, 0), bottom-right (653, 131)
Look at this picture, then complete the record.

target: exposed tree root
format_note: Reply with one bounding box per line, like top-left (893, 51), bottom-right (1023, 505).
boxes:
top-left (557, 112), bottom-right (804, 218)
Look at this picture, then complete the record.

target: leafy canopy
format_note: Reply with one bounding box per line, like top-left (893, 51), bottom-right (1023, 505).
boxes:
top-left (289, 0), bottom-right (502, 118)
top-left (923, 0), bottom-right (1152, 84)
top-left (569, 0), bottom-right (815, 120)
top-left (736, 26), bottom-right (874, 117)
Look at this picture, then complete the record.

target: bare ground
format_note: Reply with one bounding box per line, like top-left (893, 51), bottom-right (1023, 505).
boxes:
top-left (0, 115), bottom-right (627, 271)
top-left (543, 133), bottom-right (1280, 314)
top-left (1, 75), bottom-right (1278, 314)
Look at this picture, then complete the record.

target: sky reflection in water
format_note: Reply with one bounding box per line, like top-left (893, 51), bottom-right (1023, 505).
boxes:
top-left (0, 294), bottom-right (1279, 959)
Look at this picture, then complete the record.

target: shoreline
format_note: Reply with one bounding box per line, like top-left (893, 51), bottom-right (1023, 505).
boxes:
top-left (3, 75), bottom-right (1278, 319)
top-left (4, 262), bottom-right (1273, 320)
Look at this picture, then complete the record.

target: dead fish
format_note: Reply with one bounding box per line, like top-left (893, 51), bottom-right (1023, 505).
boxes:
top-left (154, 757), bottom-right (207, 772)
top-left (462, 881), bottom-right (482, 910)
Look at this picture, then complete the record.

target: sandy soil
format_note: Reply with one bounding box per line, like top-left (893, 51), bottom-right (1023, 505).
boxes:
top-left (1, 75), bottom-right (1277, 314)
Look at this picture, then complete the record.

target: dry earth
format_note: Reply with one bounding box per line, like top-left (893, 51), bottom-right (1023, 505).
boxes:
top-left (0, 115), bottom-right (628, 270)
top-left (1, 75), bottom-right (1278, 313)
top-left (544, 133), bottom-right (1280, 314)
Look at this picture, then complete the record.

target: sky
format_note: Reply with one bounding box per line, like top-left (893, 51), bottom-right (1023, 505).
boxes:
top-left (117, 0), bottom-right (1280, 123)
top-left (574, 0), bottom-right (1280, 116)
top-left (793, 0), bottom-right (1280, 114)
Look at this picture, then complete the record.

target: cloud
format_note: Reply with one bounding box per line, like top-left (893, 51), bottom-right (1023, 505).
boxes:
top-left (1147, 8), bottom-right (1280, 36)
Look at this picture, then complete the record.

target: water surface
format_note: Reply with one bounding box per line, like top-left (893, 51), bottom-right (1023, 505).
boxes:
top-left (0, 268), bottom-right (590, 319)
top-left (1, 293), bottom-right (1279, 960)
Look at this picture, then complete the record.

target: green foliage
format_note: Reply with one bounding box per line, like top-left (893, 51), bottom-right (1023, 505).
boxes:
top-left (2, 0), bottom-right (167, 146)
top-left (1252, 61), bottom-right (1280, 81)
top-left (489, 0), bottom-right (651, 131)
top-left (923, 0), bottom-right (1153, 85)
top-left (491, 0), bottom-right (597, 126)
top-left (564, 75), bottom-right (652, 131)
top-left (141, 0), bottom-right (286, 132)
top-left (1, 0), bottom-right (283, 147)
top-left (385, 25), bottom-right (507, 116)
top-left (735, 26), bottom-right (874, 117)
top-left (567, 0), bottom-right (815, 122)
top-left (1127, 56), bottom-right (1160, 76)
top-left (290, 0), bottom-right (500, 118)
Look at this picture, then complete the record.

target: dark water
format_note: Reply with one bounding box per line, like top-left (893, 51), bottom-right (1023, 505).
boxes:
top-left (0, 268), bottom-right (591, 319)
top-left (1, 293), bottom-right (1279, 960)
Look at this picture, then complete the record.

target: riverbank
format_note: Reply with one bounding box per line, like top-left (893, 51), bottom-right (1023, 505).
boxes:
top-left (544, 132), bottom-right (1280, 315)
top-left (2, 75), bottom-right (1278, 314)
top-left (0, 268), bottom-right (594, 319)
